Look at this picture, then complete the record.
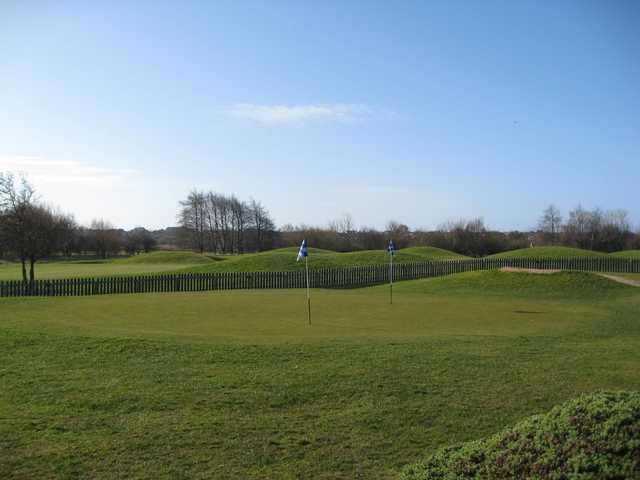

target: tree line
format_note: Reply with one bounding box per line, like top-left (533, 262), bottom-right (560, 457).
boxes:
top-left (178, 190), bottom-right (276, 253)
top-left (277, 216), bottom-right (531, 257)
top-left (274, 206), bottom-right (639, 257)
top-left (537, 204), bottom-right (637, 252)
top-left (2, 170), bottom-right (639, 283)
top-left (0, 173), bottom-right (157, 283)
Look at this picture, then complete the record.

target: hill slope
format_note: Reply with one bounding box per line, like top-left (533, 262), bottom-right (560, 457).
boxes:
top-left (180, 246), bottom-right (467, 273)
top-left (402, 391), bottom-right (640, 480)
top-left (488, 246), bottom-right (607, 259)
top-left (395, 269), bottom-right (633, 299)
top-left (118, 251), bottom-right (216, 265)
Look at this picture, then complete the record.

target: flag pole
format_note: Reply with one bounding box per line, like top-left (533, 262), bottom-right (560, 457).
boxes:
top-left (389, 250), bottom-right (393, 305)
top-left (305, 255), bottom-right (311, 325)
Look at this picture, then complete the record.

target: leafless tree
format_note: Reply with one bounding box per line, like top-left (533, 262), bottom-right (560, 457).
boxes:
top-left (433, 218), bottom-right (498, 256)
top-left (248, 199), bottom-right (275, 251)
top-left (87, 219), bottom-right (122, 259)
top-left (179, 191), bottom-right (276, 253)
top-left (0, 173), bottom-right (75, 283)
top-left (563, 206), bottom-right (632, 252)
top-left (385, 220), bottom-right (412, 248)
top-left (179, 190), bottom-right (206, 253)
top-left (124, 228), bottom-right (157, 255)
top-left (230, 195), bottom-right (248, 253)
top-left (538, 204), bottom-right (563, 245)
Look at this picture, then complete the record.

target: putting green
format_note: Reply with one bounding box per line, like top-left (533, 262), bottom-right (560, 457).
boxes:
top-left (1, 271), bottom-right (639, 479)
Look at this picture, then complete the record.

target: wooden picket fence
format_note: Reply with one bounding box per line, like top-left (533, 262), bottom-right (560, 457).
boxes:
top-left (0, 257), bottom-right (638, 298)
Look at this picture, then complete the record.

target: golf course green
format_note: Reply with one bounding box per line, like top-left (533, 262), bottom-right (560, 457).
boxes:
top-left (2, 270), bottom-right (639, 478)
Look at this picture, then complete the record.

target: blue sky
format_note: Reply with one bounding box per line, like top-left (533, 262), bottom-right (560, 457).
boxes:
top-left (1, 1), bottom-right (638, 231)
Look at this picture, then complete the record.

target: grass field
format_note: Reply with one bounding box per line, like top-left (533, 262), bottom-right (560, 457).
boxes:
top-left (0, 247), bottom-right (466, 280)
top-left (2, 271), bottom-right (639, 478)
top-left (0, 260), bottom-right (197, 281)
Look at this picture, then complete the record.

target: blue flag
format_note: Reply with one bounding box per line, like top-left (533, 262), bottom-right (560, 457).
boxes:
top-left (387, 240), bottom-right (396, 256)
top-left (297, 239), bottom-right (308, 262)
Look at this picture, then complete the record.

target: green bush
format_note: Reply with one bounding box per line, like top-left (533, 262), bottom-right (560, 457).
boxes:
top-left (402, 391), bottom-right (640, 480)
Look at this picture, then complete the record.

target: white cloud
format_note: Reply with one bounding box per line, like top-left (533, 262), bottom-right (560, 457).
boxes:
top-left (227, 103), bottom-right (372, 124)
top-left (0, 156), bottom-right (137, 186)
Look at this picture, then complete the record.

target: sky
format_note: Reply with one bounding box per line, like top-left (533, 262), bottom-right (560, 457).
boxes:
top-left (1, 0), bottom-right (639, 231)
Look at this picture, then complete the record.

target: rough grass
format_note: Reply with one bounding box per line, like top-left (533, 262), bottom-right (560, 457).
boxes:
top-left (180, 246), bottom-right (467, 274)
top-left (3, 246), bottom-right (638, 280)
top-left (0, 247), bottom-right (465, 280)
top-left (1, 271), bottom-right (640, 478)
top-left (401, 391), bottom-right (640, 479)
top-left (400, 270), bottom-right (631, 299)
top-left (488, 246), bottom-right (608, 259)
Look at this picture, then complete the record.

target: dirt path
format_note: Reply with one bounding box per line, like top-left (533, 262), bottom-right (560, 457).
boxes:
top-left (597, 274), bottom-right (640, 287)
top-left (500, 267), bottom-right (561, 274)
top-left (500, 267), bottom-right (640, 287)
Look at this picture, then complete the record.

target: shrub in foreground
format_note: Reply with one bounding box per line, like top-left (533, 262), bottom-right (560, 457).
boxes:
top-left (402, 391), bottom-right (640, 480)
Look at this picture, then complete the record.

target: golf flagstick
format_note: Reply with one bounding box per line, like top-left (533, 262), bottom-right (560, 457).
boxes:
top-left (390, 251), bottom-right (393, 305)
top-left (305, 255), bottom-right (311, 325)
top-left (388, 240), bottom-right (395, 305)
top-left (297, 239), bottom-right (310, 325)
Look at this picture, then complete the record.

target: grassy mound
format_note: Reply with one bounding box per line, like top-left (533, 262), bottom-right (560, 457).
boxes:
top-left (402, 391), bottom-right (640, 480)
top-left (119, 251), bottom-right (215, 265)
top-left (180, 246), bottom-right (466, 273)
top-left (397, 270), bottom-right (633, 298)
top-left (488, 246), bottom-right (606, 259)
top-left (610, 250), bottom-right (640, 259)
top-left (395, 246), bottom-right (468, 259)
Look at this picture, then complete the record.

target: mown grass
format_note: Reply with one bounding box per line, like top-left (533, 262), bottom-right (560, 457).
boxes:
top-left (0, 260), bottom-right (197, 281)
top-left (1, 271), bottom-right (639, 478)
top-left (610, 250), bottom-right (640, 258)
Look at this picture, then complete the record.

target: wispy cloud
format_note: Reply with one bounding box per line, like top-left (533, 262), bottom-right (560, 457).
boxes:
top-left (227, 103), bottom-right (373, 124)
top-left (0, 156), bottom-right (138, 186)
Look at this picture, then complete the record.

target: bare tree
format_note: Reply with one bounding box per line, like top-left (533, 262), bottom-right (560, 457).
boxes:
top-left (0, 173), bottom-right (75, 283)
top-left (564, 205), bottom-right (590, 248)
top-left (329, 213), bottom-right (355, 234)
top-left (178, 190), bottom-right (206, 253)
top-left (88, 219), bottom-right (121, 259)
top-left (230, 195), bottom-right (248, 253)
top-left (433, 218), bottom-right (500, 256)
top-left (248, 199), bottom-right (275, 251)
top-left (179, 191), bottom-right (276, 253)
top-left (385, 220), bottom-right (412, 249)
top-left (329, 213), bottom-right (356, 251)
top-left (563, 206), bottom-right (632, 252)
top-left (538, 205), bottom-right (563, 245)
